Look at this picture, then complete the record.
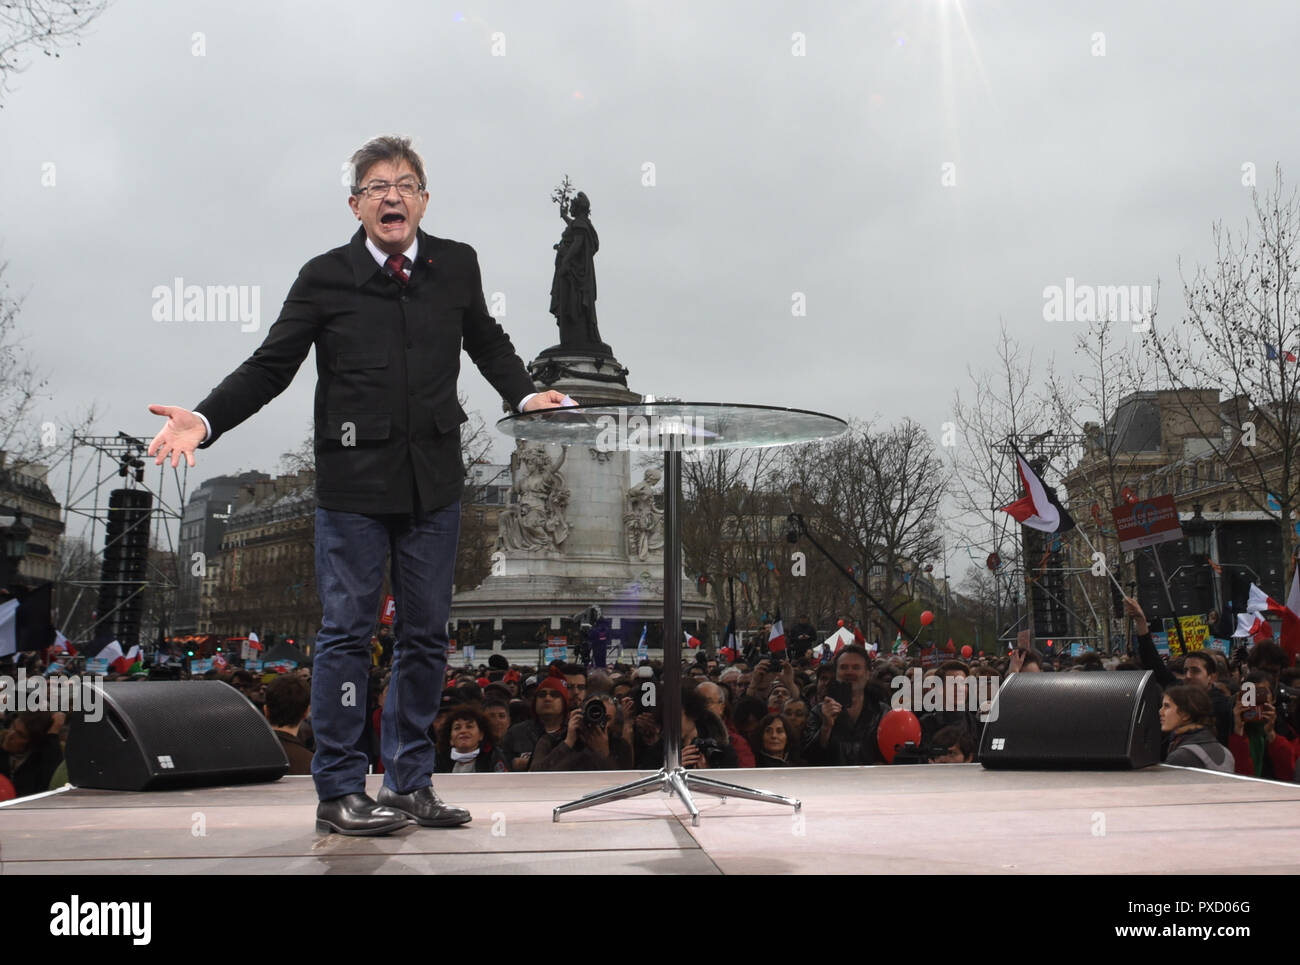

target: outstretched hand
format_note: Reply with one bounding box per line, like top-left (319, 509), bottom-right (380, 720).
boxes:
top-left (147, 404), bottom-right (206, 468)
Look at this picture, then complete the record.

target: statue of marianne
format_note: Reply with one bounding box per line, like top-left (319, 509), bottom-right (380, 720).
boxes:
top-left (549, 190), bottom-right (602, 348)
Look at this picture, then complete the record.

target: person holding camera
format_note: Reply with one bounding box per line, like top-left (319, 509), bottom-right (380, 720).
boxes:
top-left (746, 655), bottom-right (796, 703)
top-left (929, 724), bottom-right (975, 764)
top-left (530, 693), bottom-right (632, 771)
top-left (1228, 671), bottom-right (1298, 780)
top-left (680, 687), bottom-right (738, 769)
top-left (803, 644), bottom-right (888, 765)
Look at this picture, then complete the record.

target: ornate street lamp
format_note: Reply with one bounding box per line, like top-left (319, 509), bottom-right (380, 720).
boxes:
top-left (1184, 503), bottom-right (1213, 562)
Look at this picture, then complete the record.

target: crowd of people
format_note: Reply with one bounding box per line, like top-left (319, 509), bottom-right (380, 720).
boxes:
top-left (3, 598), bottom-right (1297, 801)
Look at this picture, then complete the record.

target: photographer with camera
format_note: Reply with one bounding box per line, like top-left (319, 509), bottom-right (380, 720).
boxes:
top-left (803, 645), bottom-right (889, 766)
top-left (929, 724), bottom-right (975, 764)
top-left (1228, 670), bottom-right (1299, 780)
top-left (746, 654), bottom-right (796, 703)
top-left (680, 686), bottom-right (738, 769)
top-left (530, 692), bottom-right (632, 771)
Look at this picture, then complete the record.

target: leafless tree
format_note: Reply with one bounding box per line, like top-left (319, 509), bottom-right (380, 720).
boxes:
top-left (681, 446), bottom-right (786, 626)
top-left (0, 0), bottom-right (113, 105)
top-left (779, 418), bottom-right (948, 638)
top-left (1146, 166), bottom-right (1300, 578)
top-left (0, 262), bottom-right (98, 478)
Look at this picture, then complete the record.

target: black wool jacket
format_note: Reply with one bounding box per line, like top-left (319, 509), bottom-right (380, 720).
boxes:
top-left (194, 227), bottom-right (536, 514)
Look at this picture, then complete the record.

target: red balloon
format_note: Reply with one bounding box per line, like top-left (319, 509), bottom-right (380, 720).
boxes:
top-left (920, 610), bottom-right (934, 627)
top-left (961, 645), bottom-right (973, 658)
top-left (877, 709), bottom-right (922, 763)
top-left (837, 619), bottom-right (845, 627)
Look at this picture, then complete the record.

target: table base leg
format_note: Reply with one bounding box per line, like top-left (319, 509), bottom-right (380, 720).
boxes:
top-left (552, 768), bottom-right (801, 827)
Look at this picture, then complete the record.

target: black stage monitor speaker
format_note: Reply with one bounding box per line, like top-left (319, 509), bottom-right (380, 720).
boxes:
top-left (978, 670), bottom-right (1162, 769)
top-left (67, 681), bottom-right (290, 791)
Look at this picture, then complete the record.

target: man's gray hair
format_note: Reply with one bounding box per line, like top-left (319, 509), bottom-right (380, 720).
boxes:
top-left (349, 135), bottom-right (427, 193)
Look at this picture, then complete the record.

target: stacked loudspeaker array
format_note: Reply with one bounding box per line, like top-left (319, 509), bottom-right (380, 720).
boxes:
top-left (95, 488), bottom-right (153, 650)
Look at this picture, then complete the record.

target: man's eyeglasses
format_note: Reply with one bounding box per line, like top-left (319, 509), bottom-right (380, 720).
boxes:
top-left (354, 178), bottom-right (424, 200)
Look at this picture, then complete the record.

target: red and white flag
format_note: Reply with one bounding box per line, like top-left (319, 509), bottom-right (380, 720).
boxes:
top-left (1233, 613), bottom-right (1273, 642)
top-left (683, 631), bottom-right (701, 649)
top-left (1283, 566), bottom-right (1300, 665)
top-left (1246, 583), bottom-right (1288, 615)
top-left (768, 615), bottom-right (786, 653)
top-left (1248, 579), bottom-right (1300, 664)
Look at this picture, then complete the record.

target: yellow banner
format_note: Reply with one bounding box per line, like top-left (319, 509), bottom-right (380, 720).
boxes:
top-left (1163, 615), bottom-right (1209, 651)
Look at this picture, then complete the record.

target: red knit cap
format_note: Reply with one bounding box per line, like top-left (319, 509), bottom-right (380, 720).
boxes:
top-left (537, 676), bottom-right (570, 700)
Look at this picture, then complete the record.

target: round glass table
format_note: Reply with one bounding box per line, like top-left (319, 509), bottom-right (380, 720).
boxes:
top-left (496, 401), bottom-right (848, 824)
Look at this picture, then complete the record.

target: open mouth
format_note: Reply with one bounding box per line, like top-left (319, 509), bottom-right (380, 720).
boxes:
top-left (380, 212), bottom-right (406, 227)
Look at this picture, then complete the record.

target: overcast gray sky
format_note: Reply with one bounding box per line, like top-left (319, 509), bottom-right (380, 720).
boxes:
top-left (5, 0), bottom-right (1299, 551)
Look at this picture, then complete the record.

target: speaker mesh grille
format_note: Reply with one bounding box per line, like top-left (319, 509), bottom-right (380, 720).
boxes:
top-left (103, 681), bottom-right (278, 773)
top-left (980, 671), bottom-right (1160, 768)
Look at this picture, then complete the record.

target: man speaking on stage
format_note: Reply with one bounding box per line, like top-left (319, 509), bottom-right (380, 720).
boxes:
top-left (146, 135), bottom-right (568, 835)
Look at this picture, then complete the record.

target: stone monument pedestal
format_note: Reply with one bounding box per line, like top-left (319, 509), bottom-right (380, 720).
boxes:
top-left (451, 352), bottom-right (712, 656)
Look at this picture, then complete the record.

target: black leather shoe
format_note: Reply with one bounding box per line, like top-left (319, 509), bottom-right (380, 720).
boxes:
top-left (315, 792), bottom-right (413, 836)
top-left (376, 785), bottom-right (472, 827)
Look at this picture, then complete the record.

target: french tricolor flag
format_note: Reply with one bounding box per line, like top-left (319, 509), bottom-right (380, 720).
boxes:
top-left (767, 614), bottom-right (786, 654)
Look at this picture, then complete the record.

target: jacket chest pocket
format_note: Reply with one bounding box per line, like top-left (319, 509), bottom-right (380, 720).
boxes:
top-left (327, 351), bottom-right (389, 408)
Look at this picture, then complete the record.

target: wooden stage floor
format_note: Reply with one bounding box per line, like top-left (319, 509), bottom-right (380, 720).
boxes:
top-left (3, 764), bottom-right (1299, 874)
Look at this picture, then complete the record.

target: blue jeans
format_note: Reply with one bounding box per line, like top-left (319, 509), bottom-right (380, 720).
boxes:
top-left (310, 502), bottom-right (459, 800)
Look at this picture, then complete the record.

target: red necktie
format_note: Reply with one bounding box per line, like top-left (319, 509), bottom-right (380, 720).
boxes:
top-left (385, 253), bottom-right (410, 285)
